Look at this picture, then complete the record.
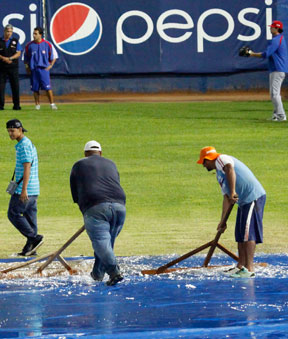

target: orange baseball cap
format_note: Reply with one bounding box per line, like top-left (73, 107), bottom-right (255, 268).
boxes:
top-left (197, 146), bottom-right (220, 164)
top-left (269, 20), bottom-right (283, 30)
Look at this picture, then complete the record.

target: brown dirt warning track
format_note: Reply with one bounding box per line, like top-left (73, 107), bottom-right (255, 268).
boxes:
top-left (6, 89), bottom-right (280, 104)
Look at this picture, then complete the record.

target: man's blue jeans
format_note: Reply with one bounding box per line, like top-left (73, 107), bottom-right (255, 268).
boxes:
top-left (8, 194), bottom-right (38, 239)
top-left (84, 202), bottom-right (126, 280)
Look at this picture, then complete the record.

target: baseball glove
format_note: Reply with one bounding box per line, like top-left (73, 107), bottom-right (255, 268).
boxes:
top-left (239, 46), bottom-right (251, 57)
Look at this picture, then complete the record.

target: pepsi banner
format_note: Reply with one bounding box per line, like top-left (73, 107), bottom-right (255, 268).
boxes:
top-left (45, 0), bottom-right (275, 75)
top-left (1, 0), bottom-right (281, 75)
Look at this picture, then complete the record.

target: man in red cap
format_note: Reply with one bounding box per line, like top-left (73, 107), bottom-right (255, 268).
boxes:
top-left (248, 20), bottom-right (288, 122)
top-left (197, 146), bottom-right (266, 278)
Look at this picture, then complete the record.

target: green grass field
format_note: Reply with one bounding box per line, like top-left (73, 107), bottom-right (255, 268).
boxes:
top-left (0, 100), bottom-right (287, 258)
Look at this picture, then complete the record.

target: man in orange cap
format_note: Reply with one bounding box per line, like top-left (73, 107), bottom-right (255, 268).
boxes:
top-left (197, 146), bottom-right (266, 278)
top-left (247, 20), bottom-right (288, 121)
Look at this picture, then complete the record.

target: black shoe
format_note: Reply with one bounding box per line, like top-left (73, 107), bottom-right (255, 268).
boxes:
top-left (18, 238), bottom-right (32, 256)
top-left (90, 272), bottom-right (103, 282)
top-left (17, 250), bottom-right (37, 256)
top-left (26, 235), bottom-right (43, 256)
top-left (13, 106), bottom-right (21, 110)
top-left (0, 107), bottom-right (4, 110)
top-left (20, 235), bottom-right (44, 256)
top-left (106, 274), bottom-right (124, 286)
top-left (17, 251), bottom-right (27, 256)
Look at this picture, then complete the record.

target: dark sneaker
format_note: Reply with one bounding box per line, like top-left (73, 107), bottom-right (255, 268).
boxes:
top-left (90, 272), bottom-right (103, 282)
top-left (17, 251), bottom-right (37, 257)
top-left (17, 251), bottom-right (28, 256)
top-left (25, 235), bottom-right (44, 256)
top-left (106, 274), bottom-right (124, 286)
top-left (18, 238), bottom-right (33, 256)
top-left (13, 106), bottom-right (21, 110)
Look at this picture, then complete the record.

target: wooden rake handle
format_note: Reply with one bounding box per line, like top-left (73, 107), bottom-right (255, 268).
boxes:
top-left (0, 252), bottom-right (55, 274)
top-left (202, 203), bottom-right (234, 267)
top-left (216, 243), bottom-right (239, 261)
top-left (156, 240), bottom-right (214, 274)
top-left (36, 225), bottom-right (85, 274)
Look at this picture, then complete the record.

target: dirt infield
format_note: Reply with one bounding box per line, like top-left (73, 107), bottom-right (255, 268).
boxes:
top-left (8, 89), bottom-right (275, 104)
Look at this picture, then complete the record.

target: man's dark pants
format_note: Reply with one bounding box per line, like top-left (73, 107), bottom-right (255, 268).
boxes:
top-left (8, 194), bottom-right (38, 239)
top-left (0, 67), bottom-right (20, 109)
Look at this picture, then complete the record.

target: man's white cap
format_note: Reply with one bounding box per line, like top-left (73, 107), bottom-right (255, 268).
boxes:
top-left (84, 140), bottom-right (102, 152)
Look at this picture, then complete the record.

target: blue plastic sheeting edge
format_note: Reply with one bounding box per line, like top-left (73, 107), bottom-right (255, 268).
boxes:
top-left (0, 253), bottom-right (288, 339)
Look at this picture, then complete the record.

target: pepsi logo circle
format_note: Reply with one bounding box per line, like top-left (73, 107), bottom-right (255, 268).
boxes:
top-left (50, 2), bottom-right (102, 56)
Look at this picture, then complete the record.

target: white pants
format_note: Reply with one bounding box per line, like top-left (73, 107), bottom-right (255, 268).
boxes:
top-left (269, 71), bottom-right (286, 118)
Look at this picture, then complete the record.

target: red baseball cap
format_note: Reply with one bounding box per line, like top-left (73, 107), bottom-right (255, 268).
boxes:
top-left (269, 20), bottom-right (283, 29)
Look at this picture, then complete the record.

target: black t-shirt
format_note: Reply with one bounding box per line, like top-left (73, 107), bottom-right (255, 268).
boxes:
top-left (70, 154), bottom-right (126, 213)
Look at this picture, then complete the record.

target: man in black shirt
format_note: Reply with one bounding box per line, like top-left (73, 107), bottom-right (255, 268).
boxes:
top-left (0, 24), bottom-right (22, 110)
top-left (70, 140), bottom-right (126, 286)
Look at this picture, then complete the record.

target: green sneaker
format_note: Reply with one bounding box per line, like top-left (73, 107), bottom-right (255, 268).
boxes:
top-left (224, 266), bottom-right (240, 275)
top-left (230, 267), bottom-right (255, 278)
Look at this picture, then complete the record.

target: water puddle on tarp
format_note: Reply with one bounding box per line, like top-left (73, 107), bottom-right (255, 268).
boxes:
top-left (0, 253), bottom-right (288, 338)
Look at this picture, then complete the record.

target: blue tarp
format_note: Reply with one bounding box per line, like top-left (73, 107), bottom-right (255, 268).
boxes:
top-left (0, 253), bottom-right (288, 338)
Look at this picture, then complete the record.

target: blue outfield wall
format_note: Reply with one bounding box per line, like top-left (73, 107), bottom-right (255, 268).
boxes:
top-left (1, 0), bottom-right (288, 94)
top-left (17, 71), bottom-right (287, 95)
top-left (49, 71), bottom-right (284, 94)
